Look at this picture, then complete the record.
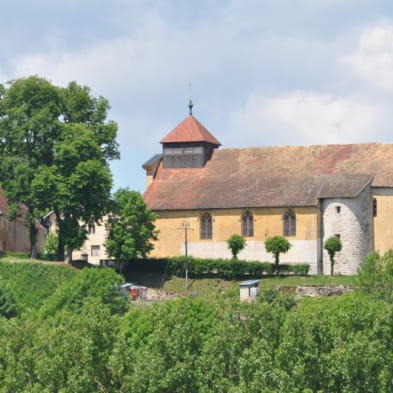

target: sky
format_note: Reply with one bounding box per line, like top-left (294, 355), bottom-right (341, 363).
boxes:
top-left (2, 0), bottom-right (393, 192)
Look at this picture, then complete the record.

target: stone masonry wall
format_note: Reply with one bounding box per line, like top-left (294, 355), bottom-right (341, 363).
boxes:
top-left (321, 185), bottom-right (373, 275)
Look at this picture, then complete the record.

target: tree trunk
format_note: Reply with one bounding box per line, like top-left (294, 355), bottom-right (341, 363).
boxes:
top-left (330, 257), bottom-right (335, 276)
top-left (56, 213), bottom-right (65, 261)
top-left (275, 253), bottom-right (280, 276)
top-left (66, 247), bottom-right (73, 264)
top-left (28, 217), bottom-right (38, 259)
top-left (30, 243), bottom-right (37, 259)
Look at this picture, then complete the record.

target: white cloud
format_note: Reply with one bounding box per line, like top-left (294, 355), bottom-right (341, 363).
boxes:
top-left (229, 91), bottom-right (382, 147)
top-left (345, 22), bottom-right (393, 90)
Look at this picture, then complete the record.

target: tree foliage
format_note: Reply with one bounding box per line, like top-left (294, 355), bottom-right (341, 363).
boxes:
top-left (0, 76), bottom-right (119, 259)
top-left (226, 234), bottom-right (246, 259)
top-left (265, 236), bottom-right (292, 274)
top-left (0, 282), bottom-right (17, 318)
top-left (44, 233), bottom-right (59, 255)
top-left (105, 188), bottom-right (158, 260)
top-left (357, 250), bottom-right (393, 302)
top-left (0, 261), bottom-right (393, 392)
top-left (324, 236), bottom-right (342, 276)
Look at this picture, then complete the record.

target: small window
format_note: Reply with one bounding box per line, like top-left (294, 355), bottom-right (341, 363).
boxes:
top-left (335, 234), bottom-right (341, 239)
top-left (284, 209), bottom-right (296, 237)
top-left (373, 198), bottom-right (377, 217)
top-left (242, 210), bottom-right (254, 237)
top-left (88, 224), bottom-right (95, 235)
top-left (200, 213), bottom-right (212, 240)
top-left (335, 206), bottom-right (341, 213)
top-left (91, 245), bottom-right (100, 257)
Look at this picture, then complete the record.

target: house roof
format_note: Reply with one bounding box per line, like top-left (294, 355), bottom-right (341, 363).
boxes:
top-left (160, 116), bottom-right (221, 146)
top-left (143, 143), bottom-right (393, 210)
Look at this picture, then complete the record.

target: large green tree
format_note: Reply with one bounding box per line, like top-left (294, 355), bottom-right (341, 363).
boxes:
top-left (105, 188), bottom-right (158, 260)
top-left (0, 76), bottom-right (119, 259)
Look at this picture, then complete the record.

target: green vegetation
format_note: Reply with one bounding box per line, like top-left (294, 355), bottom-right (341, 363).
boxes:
top-left (124, 257), bottom-right (310, 280)
top-left (0, 251), bottom-right (392, 392)
top-left (0, 76), bottom-right (119, 259)
top-left (105, 188), bottom-right (158, 260)
top-left (227, 234), bottom-right (246, 259)
top-left (324, 235), bottom-right (342, 275)
top-left (265, 235), bottom-right (292, 274)
top-left (357, 249), bottom-right (393, 302)
top-left (0, 261), bottom-right (75, 312)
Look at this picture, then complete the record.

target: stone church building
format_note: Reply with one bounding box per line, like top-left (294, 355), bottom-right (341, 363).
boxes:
top-left (143, 109), bottom-right (393, 275)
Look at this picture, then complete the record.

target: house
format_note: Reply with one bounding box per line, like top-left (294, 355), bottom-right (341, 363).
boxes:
top-left (143, 110), bottom-right (393, 275)
top-left (44, 212), bottom-right (110, 264)
top-left (0, 188), bottom-right (45, 254)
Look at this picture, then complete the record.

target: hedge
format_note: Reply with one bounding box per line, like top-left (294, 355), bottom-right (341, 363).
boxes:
top-left (102, 257), bottom-right (310, 280)
top-left (3, 252), bottom-right (60, 261)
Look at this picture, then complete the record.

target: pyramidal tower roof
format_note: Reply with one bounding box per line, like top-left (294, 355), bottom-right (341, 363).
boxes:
top-left (160, 115), bottom-right (221, 146)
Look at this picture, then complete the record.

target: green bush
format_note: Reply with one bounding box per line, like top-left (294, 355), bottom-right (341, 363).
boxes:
top-left (124, 258), bottom-right (309, 280)
top-left (0, 262), bottom-right (75, 312)
top-left (4, 252), bottom-right (30, 259)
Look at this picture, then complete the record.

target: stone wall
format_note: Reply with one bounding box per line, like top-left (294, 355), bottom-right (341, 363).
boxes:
top-left (321, 185), bottom-right (373, 275)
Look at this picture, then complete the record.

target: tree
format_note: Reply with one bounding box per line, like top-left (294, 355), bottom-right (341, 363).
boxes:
top-left (265, 236), bottom-right (291, 275)
top-left (0, 76), bottom-right (119, 259)
top-left (324, 236), bottom-right (342, 276)
top-left (105, 188), bottom-right (158, 260)
top-left (44, 233), bottom-right (59, 255)
top-left (227, 234), bottom-right (246, 259)
top-left (357, 250), bottom-right (393, 302)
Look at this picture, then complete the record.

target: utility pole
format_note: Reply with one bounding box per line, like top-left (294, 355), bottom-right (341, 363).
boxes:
top-left (178, 221), bottom-right (193, 293)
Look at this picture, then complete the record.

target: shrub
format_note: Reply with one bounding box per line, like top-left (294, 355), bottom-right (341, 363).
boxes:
top-left (123, 257), bottom-right (309, 280)
top-left (324, 236), bottom-right (342, 276)
top-left (265, 236), bottom-right (292, 275)
top-left (226, 234), bottom-right (246, 259)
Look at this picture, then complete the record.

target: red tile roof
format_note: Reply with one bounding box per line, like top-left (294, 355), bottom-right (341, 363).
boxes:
top-left (160, 116), bottom-right (221, 146)
top-left (143, 143), bottom-right (393, 210)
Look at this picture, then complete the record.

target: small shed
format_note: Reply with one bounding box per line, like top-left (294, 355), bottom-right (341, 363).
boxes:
top-left (239, 280), bottom-right (261, 302)
top-left (120, 282), bottom-right (148, 300)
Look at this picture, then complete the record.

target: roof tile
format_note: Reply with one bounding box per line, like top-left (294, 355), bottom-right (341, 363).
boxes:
top-left (144, 143), bottom-right (393, 210)
top-left (160, 116), bottom-right (221, 146)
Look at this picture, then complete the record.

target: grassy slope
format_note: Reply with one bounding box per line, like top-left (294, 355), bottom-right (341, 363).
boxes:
top-left (0, 259), bottom-right (76, 312)
top-left (0, 257), bottom-right (357, 306)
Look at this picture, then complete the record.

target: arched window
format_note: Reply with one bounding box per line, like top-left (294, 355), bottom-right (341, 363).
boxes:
top-left (242, 210), bottom-right (254, 237)
top-left (284, 209), bottom-right (296, 236)
top-left (200, 213), bottom-right (212, 239)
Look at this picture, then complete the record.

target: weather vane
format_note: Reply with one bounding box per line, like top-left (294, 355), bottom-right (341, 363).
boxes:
top-left (188, 83), bottom-right (193, 116)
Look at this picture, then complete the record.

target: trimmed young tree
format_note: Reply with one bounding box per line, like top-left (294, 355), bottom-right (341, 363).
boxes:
top-left (105, 188), bottom-right (158, 260)
top-left (324, 236), bottom-right (342, 276)
top-left (265, 236), bottom-right (292, 275)
top-left (227, 234), bottom-right (246, 259)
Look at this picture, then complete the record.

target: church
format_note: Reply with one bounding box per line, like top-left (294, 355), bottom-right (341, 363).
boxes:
top-left (143, 103), bottom-right (393, 275)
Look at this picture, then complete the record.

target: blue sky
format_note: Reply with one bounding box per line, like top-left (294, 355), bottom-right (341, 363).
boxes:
top-left (2, 0), bottom-right (393, 192)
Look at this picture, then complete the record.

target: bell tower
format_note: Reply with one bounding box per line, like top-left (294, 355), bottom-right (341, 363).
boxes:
top-left (160, 101), bottom-right (221, 169)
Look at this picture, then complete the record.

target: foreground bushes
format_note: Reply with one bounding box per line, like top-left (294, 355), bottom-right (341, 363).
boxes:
top-left (114, 257), bottom-right (310, 280)
top-left (1, 292), bottom-right (392, 393)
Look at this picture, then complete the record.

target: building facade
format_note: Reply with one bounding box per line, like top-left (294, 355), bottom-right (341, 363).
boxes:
top-left (0, 189), bottom-right (45, 254)
top-left (143, 113), bottom-right (393, 275)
